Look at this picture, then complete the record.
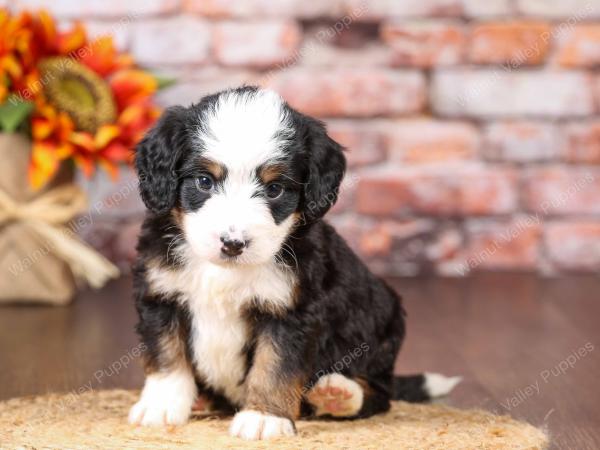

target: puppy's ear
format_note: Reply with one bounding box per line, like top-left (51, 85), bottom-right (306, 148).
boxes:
top-left (135, 106), bottom-right (190, 214)
top-left (302, 118), bottom-right (346, 223)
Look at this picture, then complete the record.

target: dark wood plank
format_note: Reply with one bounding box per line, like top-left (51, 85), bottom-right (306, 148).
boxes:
top-left (0, 273), bottom-right (598, 449)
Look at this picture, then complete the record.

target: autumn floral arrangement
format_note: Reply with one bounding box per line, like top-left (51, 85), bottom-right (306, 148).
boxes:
top-left (0, 9), bottom-right (167, 305)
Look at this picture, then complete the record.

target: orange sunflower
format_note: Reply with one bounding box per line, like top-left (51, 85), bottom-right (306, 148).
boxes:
top-left (0, 9), bottom-right (165, 189)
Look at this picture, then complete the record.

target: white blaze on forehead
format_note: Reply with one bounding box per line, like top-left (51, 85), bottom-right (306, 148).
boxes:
top-left (183, 89), bottom-right (298, 269)
top-left (198, 89), bottom-right (293, 173)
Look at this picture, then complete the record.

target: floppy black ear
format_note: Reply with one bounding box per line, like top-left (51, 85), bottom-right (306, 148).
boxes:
top-left (302, 118), bottom-right (346, 223)
top-left (135, 106), bottom-right (190, 215)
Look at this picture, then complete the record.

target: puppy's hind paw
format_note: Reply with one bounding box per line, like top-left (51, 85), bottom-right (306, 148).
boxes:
top-left (306, 373), bottom-right (364, 417)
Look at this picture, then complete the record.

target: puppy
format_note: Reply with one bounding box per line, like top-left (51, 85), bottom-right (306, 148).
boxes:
top-left (129, 87), bottom-right (460, 440)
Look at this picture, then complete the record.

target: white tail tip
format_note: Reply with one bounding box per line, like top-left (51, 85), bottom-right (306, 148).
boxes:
top-left (424, 373), bottom-right (462, 398)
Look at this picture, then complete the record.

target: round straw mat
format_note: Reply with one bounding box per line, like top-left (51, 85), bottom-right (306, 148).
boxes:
top-left (0, 389), bottom-right (548, 449)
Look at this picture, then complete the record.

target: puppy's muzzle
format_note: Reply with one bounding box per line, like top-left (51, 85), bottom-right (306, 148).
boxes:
top-left (220, 234), bottom-right (247, 257)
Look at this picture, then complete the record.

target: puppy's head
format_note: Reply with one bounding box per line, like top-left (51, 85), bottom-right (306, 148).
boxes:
top-left (136, 87), bottom-right (345, 266)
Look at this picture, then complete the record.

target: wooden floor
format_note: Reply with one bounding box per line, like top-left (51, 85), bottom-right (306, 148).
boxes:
top-left (1, 273), bottom-right (599, 450)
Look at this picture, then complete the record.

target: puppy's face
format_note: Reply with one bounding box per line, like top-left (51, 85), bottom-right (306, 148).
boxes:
top-left (178, 90), bottom-right (301, 265)
top-left (136, 87), bottom-right (345, 267)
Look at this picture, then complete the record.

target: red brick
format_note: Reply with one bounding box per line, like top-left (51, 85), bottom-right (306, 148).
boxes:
top-left (484, 122), bottom-right (562, 162)
top-left (381, 21), bottom-right (465, 67)
top-left (326, 120), bottom-right (386, 168)
top-left (384, 119), bottom-right (479, 164)
top-left (14, 0), bottom-right (179, 18)
top-left (516, 0), bottom-right (600, 19)
top-left (432, 70), bottom-right (595, 118)
top-left (556, 25), bottom-right (600, 67)
top-left (131, 18), bottom-right (211, 66)
top-left (213, 21), bottom-right (300, 68)
top-left (522, 167), bottom-right (600, 215)
top-left (468, 21), bottom-right (551, 65)
top-left (342, 0), bottom-right (462, 19)
top-left (327, 215), bottom-right (363, 254)
top-left (461, 0), bottom-right (513, 17)
top-left (299, 29), bottom-right (392, 67)
top-left (593, 75), bottom-right (600, 119)
top-left (357, 224), bottom-right (391, 258)
top-left (359, 220), bottom-right (435, 257)
top-left (362, 220), bottom-right (439, 276)
top-left (458, 167), bottom-right (518, 215)
top-left (266, 69), bottom-right (426, 117)
top-left (155, 69), bottom-right (255, 107)
top-left (356, 164), bottom-right (517, 217)
top-left (184, 0), bottom-right (343, 18)
top-left (330, 172), bottom-right (361, 215)
top-left (75, 20), bottom-right (131, 51)
top-left (563, 121), bottom-right (600, 164)
top-left (450, 218), bottom-right (540, 275)
top-left (545, 221), bottom-right (600, 272)
top-left (357, 168), bottom-right (453, 217)
top-left (427, 228), bottom-right (464, 275)
top-left (329, 216), bottom-right (439, 276)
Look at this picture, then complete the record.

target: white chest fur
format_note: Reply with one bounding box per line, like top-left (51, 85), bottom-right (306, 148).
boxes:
top-left (146, 259), bottom-right (296, 404)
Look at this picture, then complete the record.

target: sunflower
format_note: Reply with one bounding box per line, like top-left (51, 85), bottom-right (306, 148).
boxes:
top-left (39, 57), bottom-right (117, 133)
top-left (0, 8), bottom-right (167, 189)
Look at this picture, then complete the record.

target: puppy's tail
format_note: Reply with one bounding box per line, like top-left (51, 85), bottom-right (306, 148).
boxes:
top-left (392, 373), bottom-right (462, 402)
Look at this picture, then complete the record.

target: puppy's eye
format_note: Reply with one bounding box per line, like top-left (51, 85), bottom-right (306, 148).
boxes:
top-left (265, 183), bottom-right (284, 199)
top-left (196, 174), bottom-right (214, 192)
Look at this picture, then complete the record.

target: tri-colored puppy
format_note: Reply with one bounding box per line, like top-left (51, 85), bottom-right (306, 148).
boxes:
top-left (129, 87), bottom-right (460, 440)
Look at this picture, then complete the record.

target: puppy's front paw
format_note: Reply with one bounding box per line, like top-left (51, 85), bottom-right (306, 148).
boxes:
top-left (128, 396), bottom-right (192, 426)
top-left (128, 370), bottom-right (196, 426)
top-left (229, 410), bottom-right (296, 440)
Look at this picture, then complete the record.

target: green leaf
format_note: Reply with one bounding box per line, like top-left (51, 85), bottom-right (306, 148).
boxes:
top-left (153, 74), bottom-right (177, 90)
top-left (0, 97), bottom-right (34, 133)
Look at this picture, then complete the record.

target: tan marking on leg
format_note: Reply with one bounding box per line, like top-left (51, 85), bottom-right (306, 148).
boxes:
top-left (231, 335), bottom-right (302, 440)
top-left (142, 319), bottom-right (189, 374)
top-left (244, 335), bottom-right (302, 420)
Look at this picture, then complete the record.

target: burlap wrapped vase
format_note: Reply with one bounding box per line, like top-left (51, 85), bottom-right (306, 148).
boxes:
top-left (0, 133), bottom-right (119, 305)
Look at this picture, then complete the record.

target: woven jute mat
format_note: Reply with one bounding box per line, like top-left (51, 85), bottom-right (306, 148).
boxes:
top-left (0, 389), bottom-right (548, 450)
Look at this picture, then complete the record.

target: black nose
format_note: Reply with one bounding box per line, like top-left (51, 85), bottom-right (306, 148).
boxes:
top-left (220, 236), bottom-right (246, 257)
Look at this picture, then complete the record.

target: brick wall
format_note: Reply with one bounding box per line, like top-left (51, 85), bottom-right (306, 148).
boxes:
top-left (10, 0), bottom-right (600, 276)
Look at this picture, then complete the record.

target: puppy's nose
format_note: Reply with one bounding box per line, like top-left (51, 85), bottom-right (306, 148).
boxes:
top-left (220, 235), bottom-right (246, 257)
